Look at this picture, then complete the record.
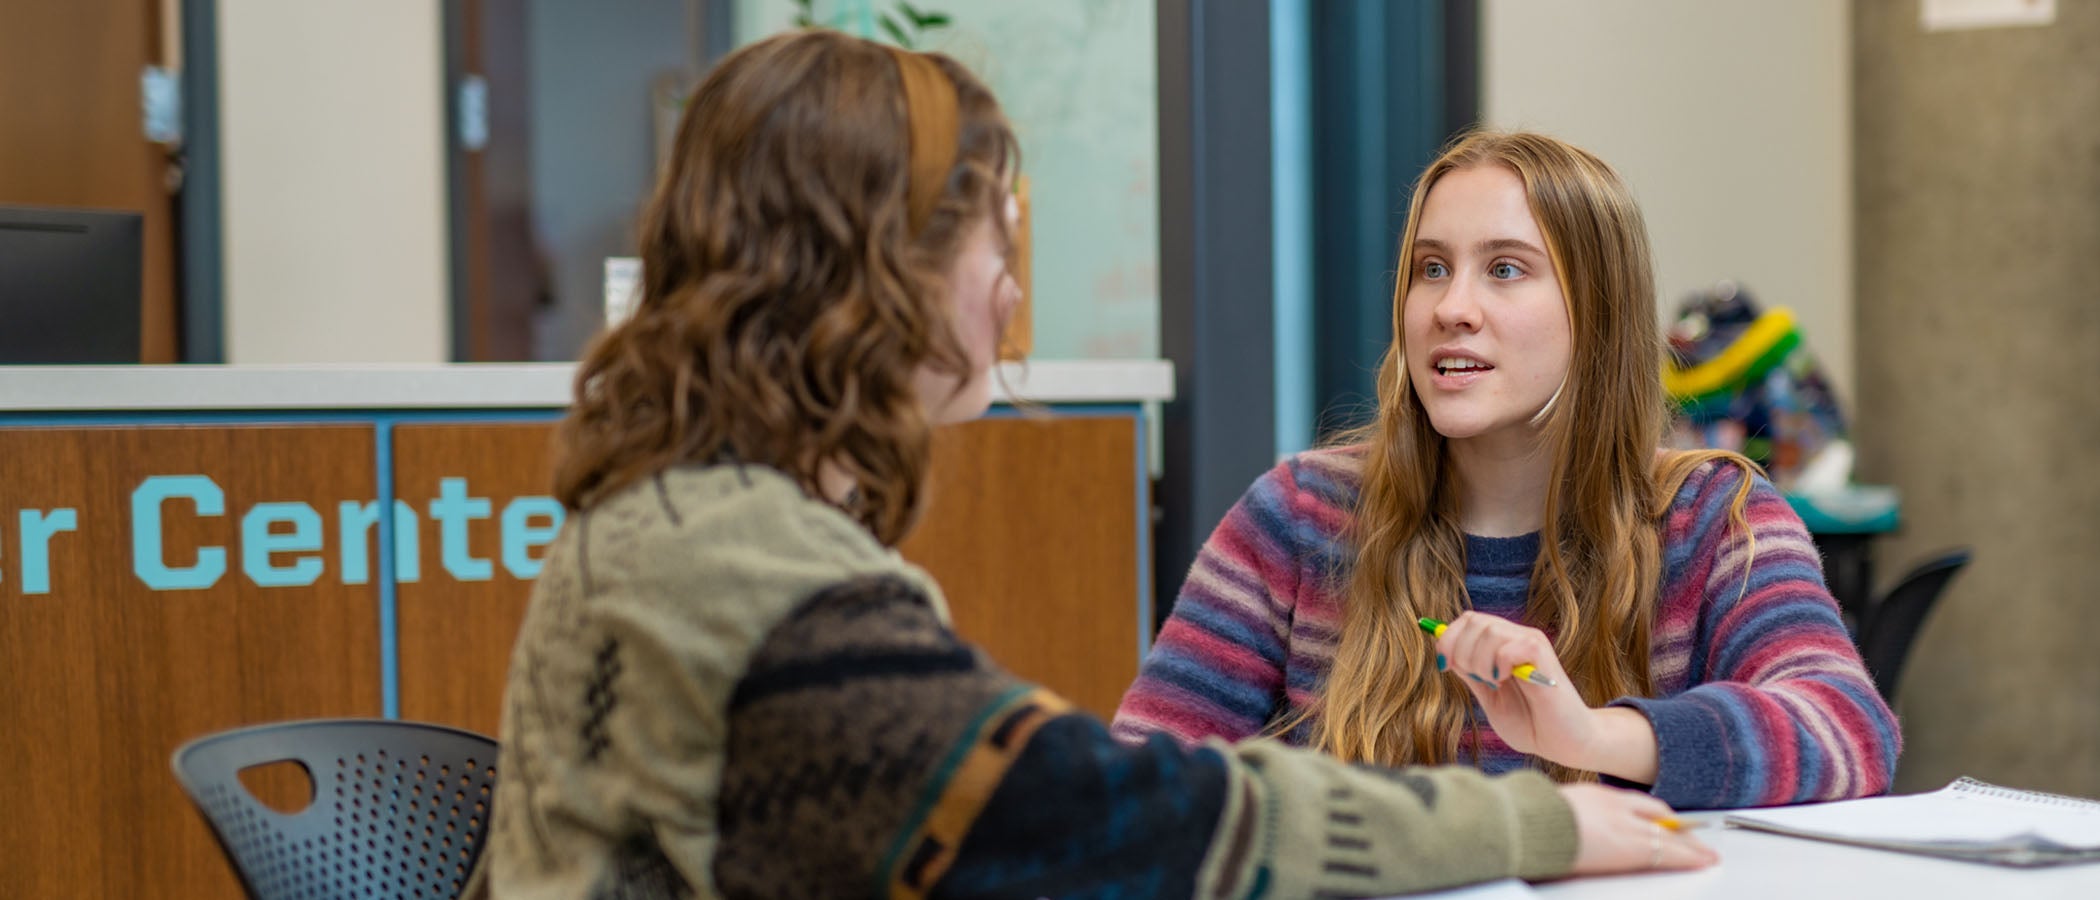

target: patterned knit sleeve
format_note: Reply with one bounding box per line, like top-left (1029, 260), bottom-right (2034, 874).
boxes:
top-left (1612, 462), bottom-right (1902, 810)
top-left (1110, 460), bottom-right (1308, 744)
top-left (717, 574), bottom-right (1578, 899)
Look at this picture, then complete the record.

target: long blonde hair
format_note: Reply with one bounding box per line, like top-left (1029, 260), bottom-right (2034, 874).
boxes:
top-left (1293, 131), bottom-right (1754, 781)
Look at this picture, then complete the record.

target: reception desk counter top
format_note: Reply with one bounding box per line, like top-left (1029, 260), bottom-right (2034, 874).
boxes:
top-left (0, 360), bottom-right (1175, 411)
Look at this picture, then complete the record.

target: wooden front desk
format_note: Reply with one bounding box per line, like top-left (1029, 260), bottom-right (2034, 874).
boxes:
top-left (0, 362), bottom-right (1166, 900)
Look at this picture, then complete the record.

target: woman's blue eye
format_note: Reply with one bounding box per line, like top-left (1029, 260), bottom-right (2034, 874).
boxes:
top-left (1423, 261), bottom-right (1449, 279)
top-left (1490, 262), bottom-right (1522, 279)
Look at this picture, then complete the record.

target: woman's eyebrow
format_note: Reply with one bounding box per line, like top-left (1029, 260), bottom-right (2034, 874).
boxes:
top-left (1411, 237), bottom-right (1547, 257)
top-left (1477, 237), bottom-right (1547, 257)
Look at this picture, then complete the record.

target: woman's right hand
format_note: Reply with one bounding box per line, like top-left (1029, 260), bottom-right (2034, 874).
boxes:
top-left (1557, 783), bottom-right (1719, 876)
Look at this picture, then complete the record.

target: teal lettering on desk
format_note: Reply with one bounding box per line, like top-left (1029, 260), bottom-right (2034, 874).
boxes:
top-left (132, 475), bottom-right (229, 590)
top-left (338, 499), bottom-right (421, 585)
top-left (17, 508), bottom-right (78, 595)
top-left (500, 497), bottom-right (564, 579)
top-left (243, 502), bottom-right (324, 587)
top-left (430, 477), bottom-right (493, 581)
top-left (0, 474), bottom-right (567, 594)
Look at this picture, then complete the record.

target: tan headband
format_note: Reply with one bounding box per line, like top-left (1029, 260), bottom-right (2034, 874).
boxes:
top-left (887, 47), bottom-right (960, 235)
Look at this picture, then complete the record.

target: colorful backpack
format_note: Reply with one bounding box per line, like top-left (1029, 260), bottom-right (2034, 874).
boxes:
top-left (1663, 283), bottom-right (1850, 492)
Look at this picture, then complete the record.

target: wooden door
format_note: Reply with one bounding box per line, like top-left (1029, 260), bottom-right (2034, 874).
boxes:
top-left (0, 0), bottom-right (179, 362)
top-left (450, 0), bottom-right (543, 360)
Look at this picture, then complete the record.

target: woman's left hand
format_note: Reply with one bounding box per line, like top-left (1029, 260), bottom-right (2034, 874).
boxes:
top-left (1433, 611), bottom-right (1622, 773)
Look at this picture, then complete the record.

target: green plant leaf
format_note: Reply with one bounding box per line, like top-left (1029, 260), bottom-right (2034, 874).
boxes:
top-left (898, 1), bottom-right (950, 29)
top-left (878, 12), bottom-right (913, 48)
top-left (902, 1), bottom-right (951, 29)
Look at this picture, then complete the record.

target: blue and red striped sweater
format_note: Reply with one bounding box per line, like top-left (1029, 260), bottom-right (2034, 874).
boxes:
top-left (1111, 446), bottom-right (1901, 810)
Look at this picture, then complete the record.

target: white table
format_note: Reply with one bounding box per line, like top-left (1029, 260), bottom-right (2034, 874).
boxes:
top-left (1532, 816), bottom-right (2100, 899)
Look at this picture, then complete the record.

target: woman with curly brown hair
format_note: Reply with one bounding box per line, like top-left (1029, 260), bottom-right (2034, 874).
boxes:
top-left (469, 32), bottom-right (1711, 900)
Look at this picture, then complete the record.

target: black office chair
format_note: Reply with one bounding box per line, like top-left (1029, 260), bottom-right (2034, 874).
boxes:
top-left (170, 718), bottom-right (499, 900)
top-left (1856, 548), bottom-right (1971, 704)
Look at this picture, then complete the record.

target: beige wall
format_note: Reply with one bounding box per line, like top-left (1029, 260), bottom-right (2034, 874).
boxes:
top-left (217, 1), bottom-right (450, 363)
top-left (1855, 3), bottom-right (2100, 796)
top-left (1481, 0), bottom-right (1854, 402)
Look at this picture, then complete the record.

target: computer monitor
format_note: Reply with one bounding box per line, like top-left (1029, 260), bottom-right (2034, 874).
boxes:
top-left (0, 204), bottom-right (144, 363)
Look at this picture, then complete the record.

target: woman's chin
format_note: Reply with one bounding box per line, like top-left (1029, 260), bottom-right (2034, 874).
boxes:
top-left (1424, 413), bottom-right (1487, 441)
top-left (1425, 415), bottom-right (1520, 444)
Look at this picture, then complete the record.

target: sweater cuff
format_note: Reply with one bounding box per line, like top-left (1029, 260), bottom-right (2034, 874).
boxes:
top-left (1610, 695), bottom-right (1731, 809)
top-left (1499, 770), bottom-right (1580, 880)
top-left (1205, 742), bottom-right (1580, 897)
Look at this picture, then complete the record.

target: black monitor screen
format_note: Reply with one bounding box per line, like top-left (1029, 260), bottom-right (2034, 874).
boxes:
top-left (0, 205), bottom-right (144, 364)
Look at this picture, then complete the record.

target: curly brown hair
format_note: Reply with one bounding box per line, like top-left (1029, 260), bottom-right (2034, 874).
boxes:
top-left (552, 29), bottom-right (1018, 545)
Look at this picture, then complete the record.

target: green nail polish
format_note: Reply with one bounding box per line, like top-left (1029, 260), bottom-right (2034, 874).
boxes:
top-left (1436, 654), bottom-right (1446, 671)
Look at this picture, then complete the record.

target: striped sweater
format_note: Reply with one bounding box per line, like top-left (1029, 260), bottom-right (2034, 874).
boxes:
top-left (1111, 447), bottom-right (1902, 810)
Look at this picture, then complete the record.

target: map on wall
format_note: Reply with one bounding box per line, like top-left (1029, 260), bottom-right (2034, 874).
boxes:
top-left (736, 0), bottom-right (1160, 360)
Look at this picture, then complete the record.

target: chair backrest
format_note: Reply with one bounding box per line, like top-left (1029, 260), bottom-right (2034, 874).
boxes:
top-left (1858, 548), bottom-right (1972, 704)
top-left (170, 718), bottom-right (499, 900)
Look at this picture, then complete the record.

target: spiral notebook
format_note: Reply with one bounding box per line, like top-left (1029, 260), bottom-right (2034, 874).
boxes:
top-left (1725, 778), bottom-right (2100, 867)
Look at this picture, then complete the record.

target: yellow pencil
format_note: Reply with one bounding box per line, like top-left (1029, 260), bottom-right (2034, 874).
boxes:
top-left (1416, 617), bottom-right (1559, 687)
top-left (1655, 816), bottom-right (1713, 832)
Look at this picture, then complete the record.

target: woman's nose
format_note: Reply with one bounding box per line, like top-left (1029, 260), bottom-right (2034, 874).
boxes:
top-left (1434, 276), bottom-right (1483, 330)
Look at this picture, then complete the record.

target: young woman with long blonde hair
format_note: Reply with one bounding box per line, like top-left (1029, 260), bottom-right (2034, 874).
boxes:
top-left (1113, 131), bottom-right (1899, 808)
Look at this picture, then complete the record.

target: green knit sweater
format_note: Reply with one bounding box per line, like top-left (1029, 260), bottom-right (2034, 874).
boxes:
top-left (469, 465), bottom-right (1578, 899)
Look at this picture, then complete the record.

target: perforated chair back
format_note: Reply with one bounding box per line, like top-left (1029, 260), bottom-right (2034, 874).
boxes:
top-left (170, 718), bottom-right (499, 900)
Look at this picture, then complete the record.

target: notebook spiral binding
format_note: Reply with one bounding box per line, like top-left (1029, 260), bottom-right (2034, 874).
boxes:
top-left (1951, 776), bottom-right (2100, 811)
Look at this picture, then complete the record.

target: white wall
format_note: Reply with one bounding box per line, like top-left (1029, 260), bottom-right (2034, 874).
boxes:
top-left (217, 1), bottom-right (450, 363)
top-left (1481, 0), bottom-right (1853, 400)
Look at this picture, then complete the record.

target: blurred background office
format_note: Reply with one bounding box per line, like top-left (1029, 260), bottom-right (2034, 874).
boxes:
top-left (3, 0), bottom-right (2096, 804)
